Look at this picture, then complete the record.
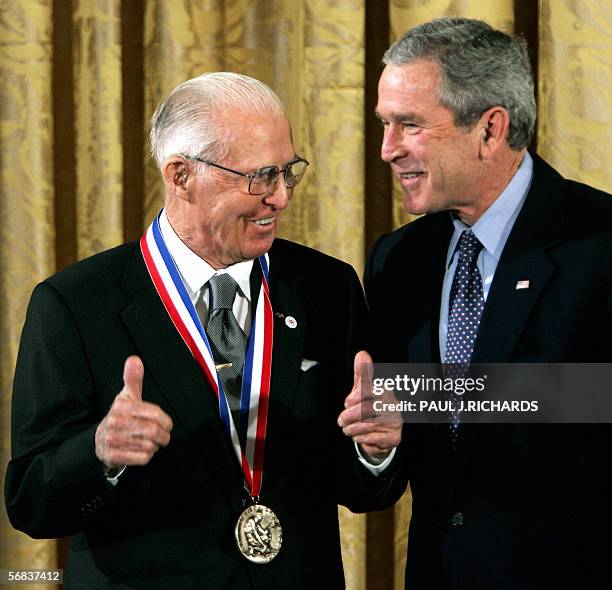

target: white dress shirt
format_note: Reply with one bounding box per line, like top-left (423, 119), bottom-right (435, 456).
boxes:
top-left (159, 210), bottom-right (254, 335)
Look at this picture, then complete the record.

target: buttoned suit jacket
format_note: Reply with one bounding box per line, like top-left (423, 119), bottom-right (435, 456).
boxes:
top-left (365, 155), bottom-right (612, 589)
top-left (6, 237), bottom-right (397, 589)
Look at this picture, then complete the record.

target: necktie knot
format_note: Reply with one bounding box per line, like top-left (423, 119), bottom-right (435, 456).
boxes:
top-left (209, 274), bottom-right (239, 312)
top-left (457, 230), bottom-right (484, 261)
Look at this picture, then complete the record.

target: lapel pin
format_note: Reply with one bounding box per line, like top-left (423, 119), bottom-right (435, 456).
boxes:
top-left (515, 280), bottom-right (530, 290)
top-left (274, 312), bottom-right (285, 319)
top-left (285, 316), bottom-right (297, 329)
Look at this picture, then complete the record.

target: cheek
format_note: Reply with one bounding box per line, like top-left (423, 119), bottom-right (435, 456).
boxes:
top-left (410, 136), bottom-right (442, 170)
top-left (196, 205), bottom-right (237, 246)
top-left (429, 142), bottom-right (465, 175)
top-left (208, 197), bottom-right (239, 224)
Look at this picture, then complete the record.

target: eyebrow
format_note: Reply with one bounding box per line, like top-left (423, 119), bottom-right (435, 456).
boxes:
top-left (375, 110), bottom-right (427, 125)
top-left (252, 155), bottom-right (302, 173)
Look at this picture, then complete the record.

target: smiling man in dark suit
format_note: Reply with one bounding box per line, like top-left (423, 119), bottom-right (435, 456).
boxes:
top-left (340, 17), bottom-right (612, 590)
top-left (5, 72), bottom-right (397, 589)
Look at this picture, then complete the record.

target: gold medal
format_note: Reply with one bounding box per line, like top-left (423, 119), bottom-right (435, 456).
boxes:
top-left (235, 503), bottom-right (282, 563)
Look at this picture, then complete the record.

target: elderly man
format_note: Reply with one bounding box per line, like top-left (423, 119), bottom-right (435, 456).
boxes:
top-left (6, 73), bottom-right (396, 589)
top-left (340, 17), bottom-right (612, 589)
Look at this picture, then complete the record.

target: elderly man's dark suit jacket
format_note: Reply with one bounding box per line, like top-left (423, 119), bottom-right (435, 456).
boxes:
top-left (5, 238), bottom-right (398, 589)
top-left (366, 155), bottom-right (612, 589)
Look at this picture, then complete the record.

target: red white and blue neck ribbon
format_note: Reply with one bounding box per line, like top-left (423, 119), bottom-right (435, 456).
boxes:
top-left (140, 210), bottom-right (273, 498)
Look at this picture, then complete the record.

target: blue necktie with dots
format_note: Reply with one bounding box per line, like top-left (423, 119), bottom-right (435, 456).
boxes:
top-left (445, 229), bottom-right (485, 444)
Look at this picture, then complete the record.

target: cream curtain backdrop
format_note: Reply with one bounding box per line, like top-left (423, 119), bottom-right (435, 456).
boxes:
top-left (1, 1), bottom-right (610, 589)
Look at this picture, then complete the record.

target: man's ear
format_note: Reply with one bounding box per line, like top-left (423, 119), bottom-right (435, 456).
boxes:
top-left (477, 106), bottom-right (510, 159)
top-left (162, 157), bottom-right (189, 199)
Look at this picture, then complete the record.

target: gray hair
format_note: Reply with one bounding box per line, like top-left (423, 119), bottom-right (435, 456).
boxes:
top-left (383, 17), bottom-right (536, 150)
top-left (150, 72), bottom-right (286, 168)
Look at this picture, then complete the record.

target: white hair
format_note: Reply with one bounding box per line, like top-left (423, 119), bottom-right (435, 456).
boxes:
top-left (150, 72), bottom-right (286, 168)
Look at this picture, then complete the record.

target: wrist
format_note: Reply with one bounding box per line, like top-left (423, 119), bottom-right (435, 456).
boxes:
top-left (102, 464), bottom-right (126, 479)
top-left (358, 445), bottom-right (390, 464)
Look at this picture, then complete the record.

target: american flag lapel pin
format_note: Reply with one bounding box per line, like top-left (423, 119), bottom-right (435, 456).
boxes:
top-left (515, 280), bottom-right (530, 290)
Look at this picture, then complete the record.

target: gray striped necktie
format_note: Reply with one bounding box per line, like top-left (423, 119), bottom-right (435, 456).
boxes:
top-left (206, 274), bottom-right (245, 424)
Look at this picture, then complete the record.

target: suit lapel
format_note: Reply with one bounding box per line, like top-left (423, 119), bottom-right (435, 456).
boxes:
top-left (473, 250), bottom-right (555, 362)
top-left (120, 248), bottom-right (244, 511)
top-left (391, 216), bottom-right (454, 458)
top-left (412, 219), bottom-right (450, 363)
top-left (265, 244), bottom-right (306, 448)
top-left (392, 214), bottom-right (452, 363)
top-left (449, 155), bottom-right (566, 488)
top-left (473, 156), bottom-right (564, 363)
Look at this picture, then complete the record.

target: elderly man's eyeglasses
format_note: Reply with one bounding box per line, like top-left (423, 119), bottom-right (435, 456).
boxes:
top-left (181, 154), bottom-right (309, 196)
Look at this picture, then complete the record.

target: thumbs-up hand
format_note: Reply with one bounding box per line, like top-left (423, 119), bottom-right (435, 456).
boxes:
top-left (118, 354), bottom-right (144, 401)
top-left (95, 356), bottom-right (173, 470)
top-left (337, 351), bottom-right (402, 462)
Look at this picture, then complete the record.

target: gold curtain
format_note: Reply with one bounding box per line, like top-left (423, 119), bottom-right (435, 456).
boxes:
top-left (538, 0), bottom-right (612, 192)
top-left (1, 2), bottom-right (610, 589)
top-left (0, 2), bottom-right (58, 590)
top-left (73, 0), bottom-right (124, 258)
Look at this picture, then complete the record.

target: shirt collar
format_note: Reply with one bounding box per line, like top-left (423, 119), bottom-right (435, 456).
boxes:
top-left (159, 209), bottom-right (253, 300)
top-left (446, 151), bottom-right (534, 267)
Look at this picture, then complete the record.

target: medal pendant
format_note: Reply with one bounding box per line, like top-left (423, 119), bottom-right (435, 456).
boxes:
top-left (235, 503), bottom-right (282, 563)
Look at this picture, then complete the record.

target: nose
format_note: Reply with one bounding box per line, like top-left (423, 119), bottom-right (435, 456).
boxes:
top-left (261, 177), bottom-right (291, 210)
top-left (380, 123), bottom-right (404, 163)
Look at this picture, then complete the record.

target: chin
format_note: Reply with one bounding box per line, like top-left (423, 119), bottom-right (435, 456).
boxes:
top-left (403, 200), bottom-right (430, 216)
top-left (244, 240), bottom-right (275, 261)
top-left (403, 193), bottom-right (445, 217)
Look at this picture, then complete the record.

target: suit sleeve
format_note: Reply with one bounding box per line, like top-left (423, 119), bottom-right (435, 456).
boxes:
top-left (5, 282), bottom-right (125, 538)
